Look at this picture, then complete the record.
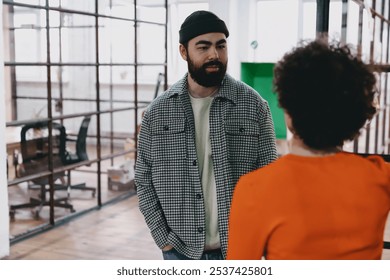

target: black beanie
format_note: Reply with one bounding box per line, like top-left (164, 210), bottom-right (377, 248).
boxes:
top-left (179, 10), bottom-right (229, 44)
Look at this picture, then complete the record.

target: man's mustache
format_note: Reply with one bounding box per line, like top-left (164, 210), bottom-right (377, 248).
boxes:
top-left (203, 61), bottom-right (224, 68)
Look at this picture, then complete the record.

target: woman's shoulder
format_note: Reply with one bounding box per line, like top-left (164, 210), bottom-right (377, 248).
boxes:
top-left (342, 152), bottom-right (390, 171)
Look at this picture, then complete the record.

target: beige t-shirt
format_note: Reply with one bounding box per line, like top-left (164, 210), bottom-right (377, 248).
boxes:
top-left (189, 93), bottom-right (220, 250)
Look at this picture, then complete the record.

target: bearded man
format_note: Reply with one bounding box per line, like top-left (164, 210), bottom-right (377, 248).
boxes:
top-left (135, 10), bottom-right (277, 260)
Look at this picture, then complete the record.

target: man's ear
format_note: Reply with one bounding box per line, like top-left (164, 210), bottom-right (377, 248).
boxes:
top-left (179, 44), bottom-right (187, 61)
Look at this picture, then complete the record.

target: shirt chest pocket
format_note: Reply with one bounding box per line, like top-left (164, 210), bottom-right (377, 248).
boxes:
top-left (225, 119), bottom-right (260, 163)
top-left (151, 118), bottom-right (187, 161)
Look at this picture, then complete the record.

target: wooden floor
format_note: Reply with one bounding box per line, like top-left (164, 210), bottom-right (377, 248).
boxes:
top-left (4, 194), bottom-right (163, 260)
top-left (2, 192), bottom-right (390, 260)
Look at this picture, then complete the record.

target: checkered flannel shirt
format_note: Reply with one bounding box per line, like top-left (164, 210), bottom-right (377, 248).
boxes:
top-left (135, 73), bottom-right (278, 259)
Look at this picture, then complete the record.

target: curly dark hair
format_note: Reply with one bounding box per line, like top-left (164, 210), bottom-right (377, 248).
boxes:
top-left (273, 40), bottom-right (377, 150)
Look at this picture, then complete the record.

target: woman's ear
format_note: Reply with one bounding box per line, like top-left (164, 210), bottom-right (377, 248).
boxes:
top-left (284, 112), bottom-right (295, 134)
top-left (179, 44), bottom-right (187, 61)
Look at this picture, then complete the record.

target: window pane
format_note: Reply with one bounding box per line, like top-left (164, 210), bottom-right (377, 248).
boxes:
top-left (98, 0), bottom-right (135, 18)
top-left (60, 14), bottom-right (96, 63)
top-left (138, 23), bottom-right (165, 64)
top-left (98, 18), bottom-right (134, 64)
top-left (137, 1), bottom-right (166, 24)
top-left (51, 0), bottom-right (95, 14)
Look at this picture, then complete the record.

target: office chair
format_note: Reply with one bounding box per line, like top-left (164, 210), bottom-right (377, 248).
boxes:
top-left (57, 116), bottom-right (96, 197)
top-left (9, 121), bottom-right (75, 220)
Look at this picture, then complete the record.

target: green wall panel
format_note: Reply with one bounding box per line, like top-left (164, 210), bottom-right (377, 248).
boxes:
top-left (241, 62), bottom-right (286, 139)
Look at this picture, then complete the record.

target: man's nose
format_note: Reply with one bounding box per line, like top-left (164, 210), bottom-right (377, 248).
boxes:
top-left (208, 47), bottom-right (219, 60)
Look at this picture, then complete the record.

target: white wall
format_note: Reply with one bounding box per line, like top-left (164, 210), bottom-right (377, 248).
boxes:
top-left (209, 0), bottom-right (258, 79)
top-left (0, 2), bottom-right (11, 258)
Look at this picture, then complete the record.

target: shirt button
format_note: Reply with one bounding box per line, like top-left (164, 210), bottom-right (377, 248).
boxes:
top-left (163, 125), bottom-right (169, 131)
top-left (197, 227), bottom-right (204, 233)
top-left (192, 160), bottom-right (197, 166)
top-left (239, 127), bottom-right (245, 133)
top-left (196, 193), bottom-right (202, 199)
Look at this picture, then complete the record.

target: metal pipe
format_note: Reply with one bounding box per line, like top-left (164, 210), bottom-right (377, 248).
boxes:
top-left (4, 62), bottom-right (167, 66)
top-left (2, 0), bottom-right (163, 26)
top-left (134, 0), bottom-right (138, 162)
top-left (95, 0), bottom-right (102, 207)
top-left (316, 0), bottom-right (330, 41)
top-left (44, 0), bottom-right (57, 225)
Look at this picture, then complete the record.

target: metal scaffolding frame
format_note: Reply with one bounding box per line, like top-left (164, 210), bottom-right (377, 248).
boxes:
top-left (4, 0), bottom-right (168, 243)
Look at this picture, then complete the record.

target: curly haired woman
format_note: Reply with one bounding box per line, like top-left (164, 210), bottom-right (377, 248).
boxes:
top-left (227, 40), bottom-right (390, 260)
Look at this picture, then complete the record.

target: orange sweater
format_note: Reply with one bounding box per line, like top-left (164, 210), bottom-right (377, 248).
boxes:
top-left (227, 152), bottom-right (390, 260)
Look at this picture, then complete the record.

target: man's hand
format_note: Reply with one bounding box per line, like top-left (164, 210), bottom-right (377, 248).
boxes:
top-left (162, 245), bottom-right (174, 251)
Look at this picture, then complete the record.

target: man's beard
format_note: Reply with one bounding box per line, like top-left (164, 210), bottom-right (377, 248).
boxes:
top-left (187, 55), bottom-right (227, 87)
